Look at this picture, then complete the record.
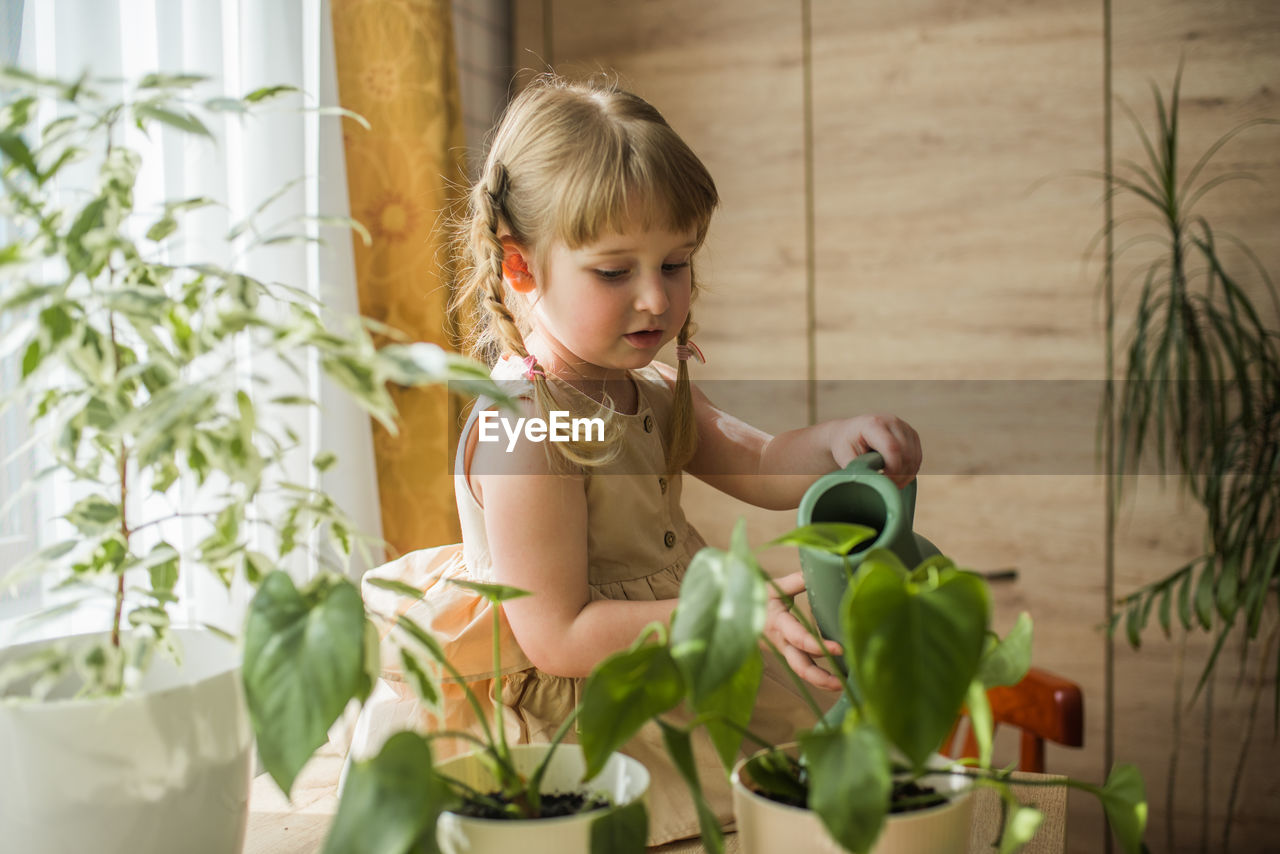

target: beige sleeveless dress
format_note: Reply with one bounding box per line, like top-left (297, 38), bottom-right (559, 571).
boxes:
top-left (351, 358), bottom-right (818, 845)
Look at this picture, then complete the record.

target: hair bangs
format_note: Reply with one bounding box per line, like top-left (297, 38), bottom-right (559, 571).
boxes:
top-left (550, 114), bottom-right (718, 249)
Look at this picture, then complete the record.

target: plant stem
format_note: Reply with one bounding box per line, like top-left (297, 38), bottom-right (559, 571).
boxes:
top-left (492, 599), bottom-right (510, 763)
top-left (762, 572), bottom-right (860, 712)
top-left (108, 308), bottom-right (129, 651)
top-left (762, 636), bottom-right (827, 724)
top-left (1223, 624), bottom-right (1277, 852)
top-left (1168, 629), bottom-right (1186, 852)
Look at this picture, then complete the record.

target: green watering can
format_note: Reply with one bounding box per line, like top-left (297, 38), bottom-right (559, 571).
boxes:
top-left (797, 451), bottom-right (940, 660)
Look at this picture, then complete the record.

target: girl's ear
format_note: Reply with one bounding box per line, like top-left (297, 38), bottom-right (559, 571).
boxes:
top-left (500, 239), bottom-right (536, 293)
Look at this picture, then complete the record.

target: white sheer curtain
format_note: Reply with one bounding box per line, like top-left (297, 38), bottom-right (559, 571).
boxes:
top-left (0, 0), bottom-right (382, 642)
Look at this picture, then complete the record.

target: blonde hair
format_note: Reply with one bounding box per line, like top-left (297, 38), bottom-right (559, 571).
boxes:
top-left (452, 74), bottom-right (718, 473)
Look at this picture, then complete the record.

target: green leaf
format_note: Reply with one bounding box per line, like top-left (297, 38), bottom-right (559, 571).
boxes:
top-left (669, 529), bottom-right (767, 704)
top-left (323, 731), bottom-right (453, 854)
top-left (657, 722), bottom-right (724, 854)
top-left (1097, 764), bottom-right (1148, 854)
top-left (1157, 584), bottom-right (1173, 639)
top-left (64, 495), bottom-right (120, 535)
top-left (978, 612), bottom-right (1033, 688)
top-left (134, 103), bottom-right (213, 139)
top-left (1176, 568), bottom-right (1193, 630)
top-left (399, 648), bottom-right (439, 709)
top-left (767, 522), bottom-right (877, 556)
top-left (696, 648), bottom-right (763, 771)
top-left (965, 679), bottom-right (993, 768)
top-left (21, 339), bottom-right (43, 378)
top-left (146, 215), bottom-right (178, 242)
top-left (244, 84), bottom-right (299, 103)
top-left (578, 642), bottom-right (684, 780)
top-left (313, 450), bottom-right (338, 472)
top-left (204, 97), bottom-right (248, 114)
top-left (741, 750), bottom-right (808, 805)
top-left (127, 605), bottom-right (171, 629)
top-left (999, 805), bottom-right (1045, 854)
top-left (1194, 562), bottom-right (1215, 630)
top-left (1215, 553), bottom-right (1241, 622)
top-left (589, 799), bottom-right (648, 854)
top-left (800, 720), bottom-right (892, 853)
top-left (365, 576), bottom-right (427, 601)
top-left (138, 72), bottom-right (207, 89)
top-left (445, 578), bottom-right (531, 604)
top-left (0, 130), bottom-right (38, 175)
top-left (242, 570), bottom-right (371, 795)
top-left (843, 552), bottom-right (991, 770)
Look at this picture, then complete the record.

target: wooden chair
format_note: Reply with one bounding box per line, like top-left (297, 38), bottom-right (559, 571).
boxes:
top-left (943, 667), bottom-right (1084, 773)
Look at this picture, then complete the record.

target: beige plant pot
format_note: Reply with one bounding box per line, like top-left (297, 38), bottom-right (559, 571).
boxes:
top-left (0, 628), bottom-right (254, 854)
top-left (434, 742), bottom-right (650, 854)
top-left (731, 749), bottom-right (974, 854)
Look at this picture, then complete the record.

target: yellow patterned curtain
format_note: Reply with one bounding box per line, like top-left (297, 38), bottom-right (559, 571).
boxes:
top-left (332, 0), bottom-right (468, 556)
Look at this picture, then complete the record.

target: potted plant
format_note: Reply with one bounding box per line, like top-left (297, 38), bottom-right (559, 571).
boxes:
top-left (1094, 64), bottom-right (1279, 849)
top-left (288, 577), bottom-right (651, 854)
top-left (0, 67), bottom-right (490, 853)
top-left (577, 520), bottom-right (1150, 854)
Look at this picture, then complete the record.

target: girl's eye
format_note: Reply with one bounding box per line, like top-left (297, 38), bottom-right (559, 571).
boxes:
top-left (594, 268), bottom-right (629, 281)
top-left (662, 262), bottom-right (690, 275)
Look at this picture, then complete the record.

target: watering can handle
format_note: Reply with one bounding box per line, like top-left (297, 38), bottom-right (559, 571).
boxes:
top-left (846, 451), bottom-right (885, 473)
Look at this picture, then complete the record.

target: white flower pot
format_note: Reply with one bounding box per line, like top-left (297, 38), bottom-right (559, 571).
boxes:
top-left (0, 628), bottom-right (254, 854)
top-left (434, 742), bottom-right (650, 854)
top-left (731, 750), bottom-right (974, 854)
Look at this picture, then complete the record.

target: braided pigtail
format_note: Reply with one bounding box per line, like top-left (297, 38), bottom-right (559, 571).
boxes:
top-left (463, 161), bottom-right (623, 471)
top-left (665, 312), bottom-right (699, 476)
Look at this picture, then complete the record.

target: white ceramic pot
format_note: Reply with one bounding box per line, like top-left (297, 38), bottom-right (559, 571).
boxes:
top-left (0, 628), bottom-right (254, 854)
top-left (731, 749), bottom-right (974, 854)
top-left (434, 742), bottom-right (650, 854)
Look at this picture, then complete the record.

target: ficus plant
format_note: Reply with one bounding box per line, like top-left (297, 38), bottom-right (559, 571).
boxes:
top-left (578, 521), bottom-right (1150, 854)
top-left (0, 67), bottom-right (500, 730)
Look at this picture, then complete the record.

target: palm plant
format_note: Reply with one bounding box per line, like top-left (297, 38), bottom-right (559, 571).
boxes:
top-left (1097, 64), bottom-right (1280, 850)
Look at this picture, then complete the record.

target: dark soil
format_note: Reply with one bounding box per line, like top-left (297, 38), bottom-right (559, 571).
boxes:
top-left (754, 777), bottom-right (946, 814)
top-left (454, 790), bottom-right (610, 820)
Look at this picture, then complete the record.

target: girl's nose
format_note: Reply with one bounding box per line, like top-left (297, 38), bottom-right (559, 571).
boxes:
top-left (634, 271), bottom-right (670, 315)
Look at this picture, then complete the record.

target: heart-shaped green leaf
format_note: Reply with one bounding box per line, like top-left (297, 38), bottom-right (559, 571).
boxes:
top-left (579, 642), bottom-right (684, 780)
top-left (1098, 763), bottom-right (1148, 854)
top-left (670, 526), bottom-right (767, 704)
top-left (843, 554), bottom-right (991, 770)
top-left (323, 731), bottom-right (455, 854)
top-left (659, 721), bottom-right (724, 854)
top-left (978, 612), bottom-right (1033, 688)
top-left (801, 720), bottom-right (892, 853)
top-left (590, 799), bottom-right (648, 854)
top-left (695, 648), bottom-right (763, 770)
top-left (768, 522), bottom-right (877, 556)
top-left (243, 570), bottom-right (370, 795)
top-left (446, 578), bottom-right (531, 604)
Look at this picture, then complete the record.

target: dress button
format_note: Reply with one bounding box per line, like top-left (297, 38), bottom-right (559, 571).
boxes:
top-left (643, 415), bottom-right (654, 433)
top-left (658, 477), bottom-right (668, 494)
top-left (663, 530), bottom-right (676, 548)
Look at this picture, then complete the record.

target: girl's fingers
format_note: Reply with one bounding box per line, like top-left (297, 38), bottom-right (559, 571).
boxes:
top-left (771, 571), bottom-right (808, 598)
top-left (782, 644), bottom-right (844, 692)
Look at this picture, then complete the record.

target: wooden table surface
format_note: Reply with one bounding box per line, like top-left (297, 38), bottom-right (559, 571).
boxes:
top-left (244, 744), bottom-right (1066, 854)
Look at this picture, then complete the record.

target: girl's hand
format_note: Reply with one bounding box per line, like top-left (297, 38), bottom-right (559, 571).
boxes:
top-left (764, 571), bottom-right (844, 693)
top-left (831, 414), bottom-right (922, 488)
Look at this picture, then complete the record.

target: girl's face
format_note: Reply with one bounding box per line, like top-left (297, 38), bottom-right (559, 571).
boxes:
top-left (524, 218), bottom-right (698, 380)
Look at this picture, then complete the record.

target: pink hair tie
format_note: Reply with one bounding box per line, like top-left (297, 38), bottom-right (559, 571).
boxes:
top-left (675, 341), bottom-right (705, 364)
top-left (521, 354), bottom-right (545, 381)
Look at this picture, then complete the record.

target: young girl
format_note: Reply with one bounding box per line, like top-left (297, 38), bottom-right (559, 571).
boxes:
top-left (352, 74), bottom-right (922, 844)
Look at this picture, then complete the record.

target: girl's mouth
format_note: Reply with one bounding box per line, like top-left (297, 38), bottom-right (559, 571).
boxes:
top-left (624, 330), bottom-right (663, 348)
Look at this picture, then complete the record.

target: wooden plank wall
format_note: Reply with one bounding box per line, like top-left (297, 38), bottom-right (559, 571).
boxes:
top-left (510, 1), bottom-right (1280, 850)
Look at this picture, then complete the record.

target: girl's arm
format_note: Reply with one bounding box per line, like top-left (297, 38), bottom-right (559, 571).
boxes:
top-left (469, 405), bottom-right (677, 678)
top-left (468, 401), bottom-right (844, 688)
top-left (653, 362), bottom-right (921, 510)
